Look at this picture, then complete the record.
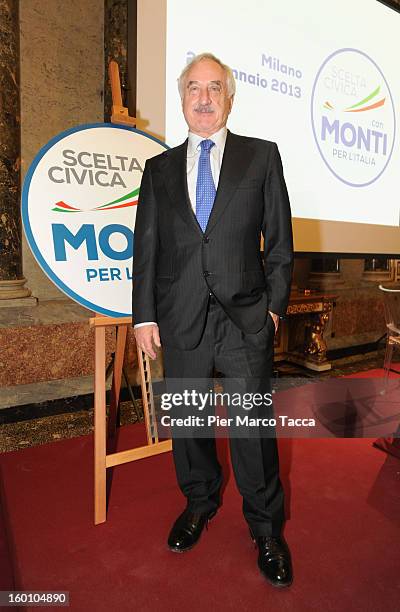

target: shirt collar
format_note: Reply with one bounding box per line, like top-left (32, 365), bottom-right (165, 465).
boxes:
top-left (187, 126), bottom-right (228, 157)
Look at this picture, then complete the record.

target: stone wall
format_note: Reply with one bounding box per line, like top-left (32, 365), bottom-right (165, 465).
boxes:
top-left (104, 0), bottom-right (128, 120)
top-left (20, 0), bottom-right (104, 300)
top-left (293, 259), bottom-right (389, 351)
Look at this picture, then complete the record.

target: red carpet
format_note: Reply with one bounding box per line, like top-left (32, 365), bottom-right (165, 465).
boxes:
top-left (1, 417), bottom-right (400, 611)
top-left (344, 367), bottom-right (400, 378)
top-left (0, 474), bottom-right (14, 592)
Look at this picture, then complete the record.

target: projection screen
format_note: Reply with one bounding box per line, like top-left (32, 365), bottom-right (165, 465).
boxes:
top-left (136, 0), bottom-right (400, 255)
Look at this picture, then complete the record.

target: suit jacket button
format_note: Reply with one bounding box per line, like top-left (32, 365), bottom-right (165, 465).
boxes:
top-left (203, 271), bottom-right (210, 277)
top-left (203, 236), bottom-right (209, 243)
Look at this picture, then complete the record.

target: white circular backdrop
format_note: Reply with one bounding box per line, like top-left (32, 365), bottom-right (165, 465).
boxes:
top-left (22, 124), bottom-right (168, 316)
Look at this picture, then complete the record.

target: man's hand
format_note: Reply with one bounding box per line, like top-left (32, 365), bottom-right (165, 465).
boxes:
top-left (268, 311), bottom-right (279, 334)
top-left (134, 324), bottom-right (161, 360)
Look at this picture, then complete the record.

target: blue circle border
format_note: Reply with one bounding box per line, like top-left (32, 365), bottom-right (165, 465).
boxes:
top-left (21, 123), bottom-right (169, 317)
top-left (310, 48), bottom-right (396, 188)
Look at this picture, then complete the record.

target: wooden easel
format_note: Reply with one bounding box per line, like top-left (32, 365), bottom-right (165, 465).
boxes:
top-left (90, 61), bottom-right (171, 525)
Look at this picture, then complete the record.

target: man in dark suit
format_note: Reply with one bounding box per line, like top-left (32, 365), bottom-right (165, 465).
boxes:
top-left (133, 53), bottom-right (294, 587)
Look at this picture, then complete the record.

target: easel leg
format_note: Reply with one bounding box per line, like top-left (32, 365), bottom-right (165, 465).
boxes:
top-left (94, 325), bottom-right (107, 525)
top-left (108, 325), bottom-right (128, 439)
top-left (137, 346), bottom-right (159, 445)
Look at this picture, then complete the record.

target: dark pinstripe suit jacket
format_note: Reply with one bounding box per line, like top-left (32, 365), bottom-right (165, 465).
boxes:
top-left (132, 131), bottom-right (293, 350)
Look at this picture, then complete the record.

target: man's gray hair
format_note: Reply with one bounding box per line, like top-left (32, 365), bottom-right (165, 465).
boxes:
top-left (177, 52), bottom-right (236, 100)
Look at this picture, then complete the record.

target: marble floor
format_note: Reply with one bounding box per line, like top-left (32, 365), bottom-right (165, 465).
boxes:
top-left (0, 349), bottom-right (392, 453)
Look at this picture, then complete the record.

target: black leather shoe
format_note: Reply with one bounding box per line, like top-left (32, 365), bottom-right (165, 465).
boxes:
top-left (250, 531), bottom-right (293, 587)
top-left (168, 509), bottom-right (216, 553)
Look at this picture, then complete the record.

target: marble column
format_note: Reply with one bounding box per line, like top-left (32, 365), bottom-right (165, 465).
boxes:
top-left (104, 0), bottom-right (128, 120)
top-left (0, 0), bottom-right (31, 301)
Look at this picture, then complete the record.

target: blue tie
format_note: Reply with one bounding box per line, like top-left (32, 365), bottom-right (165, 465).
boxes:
top-left (196, 139), bottom-right (216, 232)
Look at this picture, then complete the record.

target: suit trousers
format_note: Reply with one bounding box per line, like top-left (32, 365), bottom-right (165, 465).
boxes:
top-left (162, 295), bottom-right (285, 537)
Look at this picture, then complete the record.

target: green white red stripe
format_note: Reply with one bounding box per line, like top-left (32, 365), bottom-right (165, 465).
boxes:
top-left (52, 187), bottom-right (140, 213)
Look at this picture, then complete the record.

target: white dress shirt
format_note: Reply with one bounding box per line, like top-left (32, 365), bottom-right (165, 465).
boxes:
top-left (134, 127), bottom-right (227, 329)
top-left (186, 126), bottom-right (227, 211)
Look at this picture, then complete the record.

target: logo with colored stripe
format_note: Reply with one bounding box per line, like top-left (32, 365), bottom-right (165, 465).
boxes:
top-left (22, 124), bottom-right (168, 317)
top-left (52, 188), bottom-right (139, 213)
top-left (311, 48), bottom-right (395, 187)
top-left (323, 85), bottom-right (386, 113)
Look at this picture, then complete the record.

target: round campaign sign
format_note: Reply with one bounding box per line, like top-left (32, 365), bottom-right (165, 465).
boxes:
top-left (22, 124), bottom-right (168, 317)
top-left (311, 48), bottom-right (396, 187)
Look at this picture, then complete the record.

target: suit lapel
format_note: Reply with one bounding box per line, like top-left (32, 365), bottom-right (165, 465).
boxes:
top-left (206, 131), bottom-right (255, 234)
top-left (160, 140), bottom-right (203, 236)
top-left (160, 131), bottom-right (255, 236)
